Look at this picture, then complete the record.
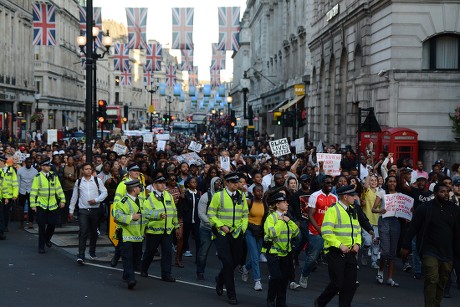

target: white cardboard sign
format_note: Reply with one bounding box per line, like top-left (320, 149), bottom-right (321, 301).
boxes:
top-left (188, 141), bottom-right (202, 153)
top-left (295, 138), bottom-right (305, 154)
top-left (316, 153), bottom-right (342, 176)
top-left (382, 193), bottom-right (414, 221)
top-left (220, 156), bottom-right (231, 172)
top-left (47, 129), bottom-right (57, 145)
top-left (269, 138), bottom-right (291, 157)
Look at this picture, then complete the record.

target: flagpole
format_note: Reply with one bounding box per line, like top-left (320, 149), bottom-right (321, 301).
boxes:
top-left (85, 0), bottom-right (94, 163)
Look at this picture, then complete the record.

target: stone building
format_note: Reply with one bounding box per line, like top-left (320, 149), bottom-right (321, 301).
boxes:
top-left (0, 0), bottom-right (35, 139)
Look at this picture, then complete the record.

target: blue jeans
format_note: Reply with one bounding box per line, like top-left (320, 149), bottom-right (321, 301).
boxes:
top-left (245, 228), bottom-right (263, 281)
top-left (301, 234), bottom-right (324, 277)
top-left (196, 226), bottom-right (213, 274)
top-left (412, 237), bottom-right (422, 274)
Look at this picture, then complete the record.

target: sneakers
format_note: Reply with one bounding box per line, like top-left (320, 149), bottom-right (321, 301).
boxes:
top-left (371, 262), bottom-right (380, 269)
top-left (259, 253), bottom-right (268, 263)
top-left (241, 265), bottom-right (249, 282)
top-left (376, 274), bottom-right (384, 284)
top-left (387, 278), bottom-right (400, 287)
top-left (289, 281), bottom-right (301, 290)
top-left (403, 262), bottom-right (412, 272)
top-left (254, 281), bottom-right (262, 291)
top-left (88, 254), bottom-right (98, 260)
top-left (299, 275), bottom-right (308, 289)
top-left (77, 257), bottom-right (85, 265)
top-left (183, 250), bottom-right (193, 257)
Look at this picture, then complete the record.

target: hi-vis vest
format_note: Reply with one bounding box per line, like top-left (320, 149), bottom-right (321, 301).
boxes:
top-left (30, 171), bottom-right (65, 210)
top-left (144, 191), bottom-right (178, 235)
top-left (207, 190), bottom-right (248, 238)
top-left (321, 202), bottom-right (362, 253)
top-left (262, 212), bottom-right (299, 257)
top-left (0, 166), bottom-right (18, 199)
top-left (114, 177), bottom-right (146, 204)
top-left (113, 195), bottom-right (148, 242)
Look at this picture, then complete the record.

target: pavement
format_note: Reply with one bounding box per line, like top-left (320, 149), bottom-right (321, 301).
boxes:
top-left (1, 220), bottom-right (459, 306)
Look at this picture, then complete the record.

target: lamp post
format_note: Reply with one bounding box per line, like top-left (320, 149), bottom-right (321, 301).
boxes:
top-left (77, 4), bottom-right (112, 163)
top-left (165, 96), bottom-right (175, 129)
top-left (34, 92), bottom-right (41, 131)
top-left (146, 81), bottom-right (158, 132)
top-left (227, 96), bottom-right (232, 141)
top-left (241, 71), bottom-right (251, 149)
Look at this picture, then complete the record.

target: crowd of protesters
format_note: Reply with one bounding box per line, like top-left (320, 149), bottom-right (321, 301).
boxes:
top-left (0, 130), bottom-right (459, 306)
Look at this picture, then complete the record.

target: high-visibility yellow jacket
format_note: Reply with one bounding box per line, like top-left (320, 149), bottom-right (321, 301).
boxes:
top-left (144, 190), bottom-right (178, 235)
top-left (321, 202), bottom-right (362, 253)
top-left (30, 171), bottom-right (65, 210)
top-left (114, 177), bottom-right (146, 204)
top-left (263, 212), bottom-right (299, 257)
top-left (0, 165), bottom-right (18, 199)
top-left (113, 195), bottom-right (149, 242)
top-left (207, 190), bottom-right (248, 238)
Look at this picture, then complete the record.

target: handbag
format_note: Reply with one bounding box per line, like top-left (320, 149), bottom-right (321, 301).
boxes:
top-left (247, 223), bottom-right (264, 238)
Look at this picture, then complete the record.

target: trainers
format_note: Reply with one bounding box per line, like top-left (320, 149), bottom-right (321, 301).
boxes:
top-left (403, 262), bottom-right (412, 272)
top-left (254, 281), bottom-right (262, 291)
top-left (376, 274), bottom-right (384, 284)
top-left (88, 254), bottom-right (98, 260)
top-left (289, 281), bottom-right (301, 290)
top-left (183, 250), bottom-right (193, 257)
top-left (387, 278), bottom-right (400, 287)
top-left (77, 257), bottom-right (85, 265)
top-left (371, 262), bottom-right (380, 269)
top-left (259, 253), bottom-right (267, 263)
top-left (241, 265), bottom-right (249, 282)
top-left (361, 256), bottom-right (368, 266)
top-left (299, 275), bottom-right (308, 289)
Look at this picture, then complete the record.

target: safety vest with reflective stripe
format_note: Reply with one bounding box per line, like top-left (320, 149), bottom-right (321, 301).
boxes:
top-left (262, 212), bottom-right (299, 257)
top-left (0, 166), bottom-right (18, 199)
top-left (114, 177), bottom-right (146, 204)
top-left (113, 196), bottom-right (148, 242)
top-left (321, 202), bottom-right (362, 253)
top-left (144, 191), bottom-right (179, 235)
top-left (30, 172), bottom-right (65, 210)
top-left (207, 190), bottom-right (248, 238)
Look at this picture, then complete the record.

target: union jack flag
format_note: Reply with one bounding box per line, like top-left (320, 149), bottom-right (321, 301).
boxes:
top-left (180, 50), bottom-right (194, 71)
top-left (143, 71), bottom-right (156, 87)
top-left (113, 43), bottom-right (131, 71)
top-left (172, 7), bottom-right (194, 50)
top-left (126, 7), bottom-right (148, 49)
top-left (211, 43), bottom-right (226, 70)
top-left (120, 71), bottom-right (132, 86)
top-left (33, 2), bottom-right (56, 46)
top-left (217, 7), bottom-right (240, 51)
top-left (165, 64), bottom-right (177, 87)
top-left (189, 66), bottom-right (198, 87)
top-left (210, 69), bottom-right (221, 87)
top-left (78, 6), bottom-right (103, 48)
top-left (145, 42), bottom-right (162, 72)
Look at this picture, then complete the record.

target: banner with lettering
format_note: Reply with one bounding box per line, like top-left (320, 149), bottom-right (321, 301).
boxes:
top-left (316, 153), bottom-right (341, 176)
top-left (382, 193), bottom-right (414, 221)
top-left (269, 138), bottom-right (291, 157)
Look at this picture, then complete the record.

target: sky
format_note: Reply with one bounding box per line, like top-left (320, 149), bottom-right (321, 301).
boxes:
top-left (94, 0), bottom-right (247, 82)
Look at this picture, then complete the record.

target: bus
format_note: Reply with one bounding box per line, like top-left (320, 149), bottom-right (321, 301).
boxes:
top-left (106, 106), bottom-right (123, 129)
top-left (190, 112), bottom-right (207, 125)
top-left (172, 122), bottom-right (197, 135)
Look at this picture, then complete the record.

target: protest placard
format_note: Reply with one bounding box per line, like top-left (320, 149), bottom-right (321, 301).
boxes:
top-left (295, 138), bottom-right (305, 154)
top-left (382, 193), bottom-right (414, 220)
top-left (316, 153), bottom-right (341, 176)
top-left (156, 134), bottom-right (170, 141)
top-left (113, 142), bottom-right (128, 155)
top-left (220, 156), bottom-right (231, 172)
top-left (188, 141), bottom-right (202, 153)
top-left (176, 152), bottom-right (205, 166)
top-left (143, 133), bottom-right (153, 143)
top-left (15, 151), bottom-right (30, 163)
top-left (47, 129), bottom-right (57, 145)
top-left (269, 138), bottom-right (291, 157)
top-left (157, 140), bottom-right (166, 151)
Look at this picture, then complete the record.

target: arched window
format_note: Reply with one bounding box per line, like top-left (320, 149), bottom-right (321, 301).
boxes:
top-left (422, 34), bottom-right (460, 70)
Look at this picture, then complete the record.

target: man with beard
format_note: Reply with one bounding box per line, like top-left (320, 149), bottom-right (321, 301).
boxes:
top-left (401, 184), bottom-right (459, 307)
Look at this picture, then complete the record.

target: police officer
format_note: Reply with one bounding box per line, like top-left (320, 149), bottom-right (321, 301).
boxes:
top-left (113, 179), bottom-right (148, 289)
top-left (264, 192), bottom-right (299, 307)
top-left (0, 155), bottom-right (19, 232)
top-left (315, 185), bottom-right (362, 307)
top-left (30, 160), bottom-right (65, 254)
top-left (114, 163), bottom-right (146, 204)
top-left (208, 172), bottom-right (249, 305)
top-left (0, 171), bottom-right (5, 240)
top-left (140, 171), bottom-right (178, 282)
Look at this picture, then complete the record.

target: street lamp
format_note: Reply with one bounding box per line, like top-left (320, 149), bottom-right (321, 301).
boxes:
top-left (146, 80), bottom-right (159, 132)
top-left (77, 2), bottom-right (112, 163)
top-left (165, 96), bottom-right (175, 129)
top-left (241, 72), bottom-right (251, 149)
top-left (226, 96), bottom-right (232, 141)
top-left (34, 92), bottom-right (42, 131)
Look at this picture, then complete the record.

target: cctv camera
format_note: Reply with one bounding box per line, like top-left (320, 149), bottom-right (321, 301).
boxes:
top-left (377, 70), bottom-right (387, 77)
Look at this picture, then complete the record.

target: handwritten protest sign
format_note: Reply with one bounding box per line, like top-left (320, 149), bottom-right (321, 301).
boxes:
top-left (316, 153), bottom-right (341, 176)
top-left (156, 134), bottom-right (170, 141)
top-left (220, 156), bottom-right (231, 172)
top-left (143, 133), bottom-right (153, 143)
top-left (14, 151), bottom-right (30, 163)
top-left (113, 142), bottom-right (128, 155)
top-left (176, 152), bottom-right (205, 166)
top-left (157, 140), bottom-right (166, 151)
top-left (382, 193), bottom-right (414, 221)
top-left (269, 138), bottom-right (291, 157)
top-left (295, 138), bottom-right (305, 154)
top-left (188, 141), bottom-right (202, 153)
top-left (47, 129), bottom-right (57, 145)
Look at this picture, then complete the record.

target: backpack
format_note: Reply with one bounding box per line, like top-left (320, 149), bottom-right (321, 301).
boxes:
top-left (76, 176), bottom-right (101, 205)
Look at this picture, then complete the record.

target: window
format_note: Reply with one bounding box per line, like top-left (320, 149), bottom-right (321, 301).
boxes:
top-left (423, 34), bottom-right (460, 70)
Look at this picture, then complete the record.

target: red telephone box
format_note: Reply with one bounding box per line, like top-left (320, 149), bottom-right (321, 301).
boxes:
top-left (381, 127), bottom-right (418, 164)
top-left (359, 132), bottom-right (381, 158)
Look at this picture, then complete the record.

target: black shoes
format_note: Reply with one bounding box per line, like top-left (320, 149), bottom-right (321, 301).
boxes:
top-left (267, 300), bottom-right (276, 307)
top-left (38, 249), bottom-right (45, 254)
top-left (110, 257), bottom-right (119, 267)
top-left (45, 241), bottom-right (52, 248)
top-left (215, 277), bottom-right (224, 296)
top-left (228, 297), bottom-right (238, 305)
top-left (196, 273), bottom-right (205, 281)
top-left (140, 271), bottom-right (148, 277)
top-left (161, 275), bottom-right (176, 282)
top-left (77, 257), bottom-right (85, 265)
top-left (127, 280), bottom-right (137, 290)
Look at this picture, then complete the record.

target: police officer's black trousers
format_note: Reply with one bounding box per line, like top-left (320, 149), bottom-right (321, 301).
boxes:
top-left (121, 241), bottom-right (142, 283)
top-left (266, 253), bottom-right (292, 307)
top-left (141, 232), bottom-right (173, 277)
top-left (316, 251), bottom-right (357, 307)
top-left (36, 207), bottom-right (58, 250)
top-left (2, 199), bottom-right (11, 229)
top-left (215, 233), bottom-right (244, 298)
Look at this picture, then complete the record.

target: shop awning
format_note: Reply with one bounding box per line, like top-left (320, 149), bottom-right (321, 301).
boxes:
top-left (267, 98), bottom-right (289, 113)
top-left (279, 95), bottom-right (305, 112)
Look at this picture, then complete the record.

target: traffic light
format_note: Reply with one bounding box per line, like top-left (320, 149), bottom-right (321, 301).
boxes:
top-left (284, 111), bottom-right (295, 127)
top-left (274, 111), bottom-right (282, 126)
top-left (97, 100), bottom-right (107, 123)
top-left (121, 117), bottom-right (128, 123)
top-left (115, 76), bottom-right (120, 86)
